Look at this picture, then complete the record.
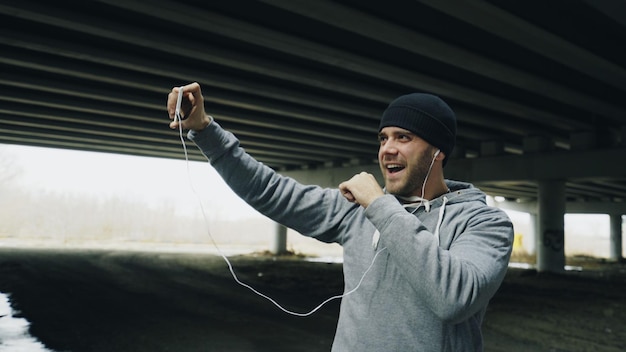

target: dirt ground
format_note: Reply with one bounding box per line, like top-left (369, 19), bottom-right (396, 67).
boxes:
top-left (0, 247), bottom-right (624, 352)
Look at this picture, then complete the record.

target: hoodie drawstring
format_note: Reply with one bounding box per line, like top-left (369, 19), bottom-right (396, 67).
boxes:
top-left (433, 196), bottom-right (448, 246)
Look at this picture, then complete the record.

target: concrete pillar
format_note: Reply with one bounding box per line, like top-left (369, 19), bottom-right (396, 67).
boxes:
top-left (537, 180), bottom-right (566, 272)
top-left (609, 214), bottom-right (624, 262)
top-left (271, 223), bottom-right (288, 255)
top-left (528, 213), bottom-right (537, 256)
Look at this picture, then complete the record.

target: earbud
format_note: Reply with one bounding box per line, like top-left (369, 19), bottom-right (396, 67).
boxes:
top-left (433, 149), bottom-right (441, 159)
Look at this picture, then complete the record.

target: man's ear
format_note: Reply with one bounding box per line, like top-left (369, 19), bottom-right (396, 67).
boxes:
top-left (434, 149), bottom-right (445, 161)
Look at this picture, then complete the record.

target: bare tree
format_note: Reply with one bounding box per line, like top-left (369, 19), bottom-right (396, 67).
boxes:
top-left (0, 146), bottom-right (22, 186)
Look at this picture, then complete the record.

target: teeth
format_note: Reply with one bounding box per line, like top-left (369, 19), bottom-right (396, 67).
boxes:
top-left (387, 164), bottom-right (402, 169)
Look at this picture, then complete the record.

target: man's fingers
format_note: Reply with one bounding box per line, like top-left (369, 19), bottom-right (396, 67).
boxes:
top-left (342, 190), bottom-right (356, 203)
top-left (181, 82), bottom-right (202, 108)
top-left (167, 82), bottom-right (211, 132)
top-left (339, 172), bottom-right (383, 208)
top-left (338, 182), bottom-right (355, 203)
top-left (167, 88), bottom-right (180, 120)
top-left (167, 83), bottom-right (200, 118)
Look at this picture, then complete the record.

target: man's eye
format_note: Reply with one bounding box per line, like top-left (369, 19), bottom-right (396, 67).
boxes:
top-left (378, 136), bottom-right (387, 143)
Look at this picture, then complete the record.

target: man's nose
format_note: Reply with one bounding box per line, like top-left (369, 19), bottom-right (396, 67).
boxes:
top-left (380, 140), bottom-right (399, 155)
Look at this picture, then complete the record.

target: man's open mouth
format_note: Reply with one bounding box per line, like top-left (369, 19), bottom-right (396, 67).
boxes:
top-left (386, 164), bottom-right (405, 174)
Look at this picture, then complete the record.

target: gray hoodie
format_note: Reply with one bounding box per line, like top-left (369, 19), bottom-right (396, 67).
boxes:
top-left (189, 122), bottom-right (514, 351)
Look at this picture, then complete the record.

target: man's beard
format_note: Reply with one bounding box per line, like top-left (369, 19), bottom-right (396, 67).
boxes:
top-left (384, 148), bottom-right (434, 198)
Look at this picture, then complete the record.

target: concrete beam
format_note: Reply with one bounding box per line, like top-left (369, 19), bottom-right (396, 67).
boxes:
top-left (445, 147), bottom-right (626, 182)
top-left (523, 135), bottom-right (553, 154)
top-left (497, 200), bottom-right (626, 216)
top-left (283, 147), bottom-right (626, 187)
top-left (282, 163), bottom-right (382, 188)
top-left (480, 140), bottom-right (505, 157)
top-left (570, 131), bottom-right (597, 151)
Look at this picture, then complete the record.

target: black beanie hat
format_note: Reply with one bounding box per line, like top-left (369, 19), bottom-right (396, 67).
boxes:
top-left (379, 93), bottom-right (457, 166)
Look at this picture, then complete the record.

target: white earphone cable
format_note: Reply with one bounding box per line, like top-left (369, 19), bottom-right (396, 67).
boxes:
top-left (174, 87), bottom-right (386, 316)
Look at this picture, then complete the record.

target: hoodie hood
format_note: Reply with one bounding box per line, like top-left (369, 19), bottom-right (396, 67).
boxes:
top-left (391, 179), bottom-right (487, 211)
top-left (372, 179), bottom-right (487, 250)
top-left (443, 179), bottom-right (487, 205)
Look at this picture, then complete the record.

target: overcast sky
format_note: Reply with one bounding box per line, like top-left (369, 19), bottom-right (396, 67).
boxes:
top-left (1, 143), bottom-right (261, 220)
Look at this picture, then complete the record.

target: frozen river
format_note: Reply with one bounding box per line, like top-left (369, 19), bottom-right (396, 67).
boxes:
top-left (0, 293), bottom-right (52, 352)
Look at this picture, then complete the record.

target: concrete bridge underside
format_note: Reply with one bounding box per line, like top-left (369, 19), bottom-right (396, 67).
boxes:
top-left (1, 0), bottom-right (625, 271)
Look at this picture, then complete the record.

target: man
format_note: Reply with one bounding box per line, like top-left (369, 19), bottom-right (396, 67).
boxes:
top-left (167, 82), bottom-right (513, 351)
